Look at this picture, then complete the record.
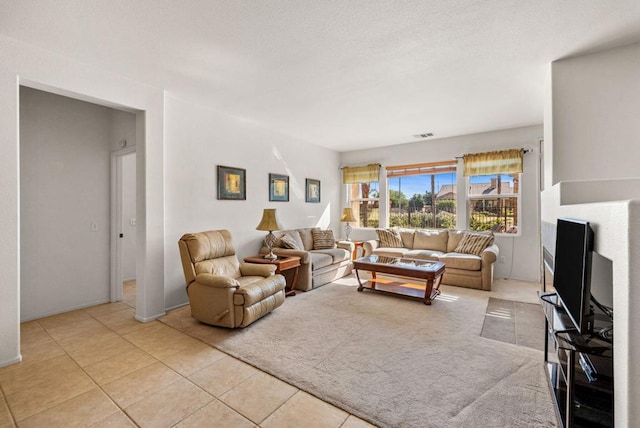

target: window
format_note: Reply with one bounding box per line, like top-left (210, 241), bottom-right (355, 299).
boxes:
top-left (387, 161), bottom-right (457, 229)
top-left (467, 174), bottom-right (520, 234)
top-left (348, 182), bottom-right (380, 228)
top-left (463, 149), bottom-right (523, 235)
top-left (343, 164), bottom-right (380, 228)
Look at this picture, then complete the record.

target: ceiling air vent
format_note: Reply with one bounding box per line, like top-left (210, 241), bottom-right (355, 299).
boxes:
top-left (413, 132), bottom-right (434, 138)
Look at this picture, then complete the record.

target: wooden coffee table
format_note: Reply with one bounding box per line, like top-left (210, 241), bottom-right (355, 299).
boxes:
top-left (354, 255), bottom-right (445, 305)
top-left (244, 255), bottom-right (300, 297)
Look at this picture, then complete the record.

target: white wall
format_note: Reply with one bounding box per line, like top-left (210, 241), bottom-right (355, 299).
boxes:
top-left (340, 125), bottom-right (543, 282)
top-left (543, 42), bottom-right (640, 427)
top-left (163, 95), bottom-right (343, 310)
top-left (549, 42), bottom-right (640, 185)
top-left (20, 87), bottom-right (115, 320)
top-left (541, 188), bottom-right (639, 428)
top-left (110, 109), bottom-right (137, 151)
top-left (0, 34), bottom-right (165, 367)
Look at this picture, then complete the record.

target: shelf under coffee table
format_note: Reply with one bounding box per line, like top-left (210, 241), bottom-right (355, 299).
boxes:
top-left (354, 255), bottom-right (446, 305)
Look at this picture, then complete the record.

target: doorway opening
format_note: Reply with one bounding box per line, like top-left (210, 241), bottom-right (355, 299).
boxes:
top-left (20, 86), bottom-right (141, 321)
top-left (112, 149), bottom-right (137, 308)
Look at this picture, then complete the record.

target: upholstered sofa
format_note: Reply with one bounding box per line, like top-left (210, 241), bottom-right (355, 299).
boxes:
top-left (362, 228), bottom-right (499, 290)
top-left (259, 227), bottom-right (354, 291)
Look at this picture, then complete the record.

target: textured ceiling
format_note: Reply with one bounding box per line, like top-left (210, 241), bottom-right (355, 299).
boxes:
top-left (2, 1), bottom-right (640, 151)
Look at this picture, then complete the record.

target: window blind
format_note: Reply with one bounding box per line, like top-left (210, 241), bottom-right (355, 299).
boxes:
top-left (386, 160), bottom-right (457, 178)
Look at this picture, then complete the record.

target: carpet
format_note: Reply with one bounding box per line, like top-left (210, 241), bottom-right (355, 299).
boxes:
top-left (159, 278), bottom-right (556, 428)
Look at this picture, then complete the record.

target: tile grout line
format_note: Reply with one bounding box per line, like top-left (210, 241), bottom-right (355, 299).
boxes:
top-left (82, 304), bottom-right (249, 427)
top-left (5, 319), bottom-right (92, 424)
top-left (44, 308), bottom-right (142, 427)
top-left (0, 382), bottom-right (16, 427)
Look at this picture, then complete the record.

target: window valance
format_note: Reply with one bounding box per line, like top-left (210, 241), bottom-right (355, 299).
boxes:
top-left (463, 148), bottom-right (524, 176)
top-left (342, 163), bottom-right (381, 184)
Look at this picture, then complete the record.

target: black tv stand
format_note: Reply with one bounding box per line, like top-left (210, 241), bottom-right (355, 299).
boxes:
top-left (539, 292), bottom-right (613, 427)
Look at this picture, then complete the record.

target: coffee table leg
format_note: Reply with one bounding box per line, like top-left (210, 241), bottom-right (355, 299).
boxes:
top-left (424, 278), bottom-right (434, 305)
top-left (423, 274), bottom-right (443, 305)
top-left (356, 269), bottom-right (364, 291)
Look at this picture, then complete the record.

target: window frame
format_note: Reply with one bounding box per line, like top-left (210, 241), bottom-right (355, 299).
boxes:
top-left (386, 161), bottom-right (458, 230)
top-left (466, 173), bottom-right (522, 236)
top-left (347, 181), bottom-right (380, 229)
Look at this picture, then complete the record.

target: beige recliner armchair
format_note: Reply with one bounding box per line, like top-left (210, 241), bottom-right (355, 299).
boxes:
top-left (178, 230), bottom-right (286, 328)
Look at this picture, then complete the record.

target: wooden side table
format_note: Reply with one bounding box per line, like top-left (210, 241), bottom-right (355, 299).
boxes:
top-left (351, 241), bottom-right (364, 260)
top-left (243, 255), bottom-right (301, 297)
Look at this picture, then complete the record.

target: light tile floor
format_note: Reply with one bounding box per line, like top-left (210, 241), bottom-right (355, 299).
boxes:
top-left (0, 301), bottom-right (375, 427)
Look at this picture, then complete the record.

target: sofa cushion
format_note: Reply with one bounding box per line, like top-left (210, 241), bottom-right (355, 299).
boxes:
top-left (280, 232), bottom-right (304, 250)
top-left (376, 229), bottom-right (403, 248)
top-left (405, 249), bottom-right (445, 261)
top-left (412, 229), bottom-right (448, 252)
top-left (454, 232), bottom-right (495, 256)
top-left (309, 252), bottom-right (334, 270)
top-left (396, 228), bottom-right (416, 248)
top-left (447, 230), bottom-right (466, 252)
top-left (439, 253), bottom-right (482, 270)
top-left (312, 229), bottom-right (336, 249)
top-left (312, 248), bottom-right (350, 263)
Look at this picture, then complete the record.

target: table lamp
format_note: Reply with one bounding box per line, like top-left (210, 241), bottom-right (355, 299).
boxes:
top-left (256, 208), bottom-right (283, 260)
top-left (340, 207), bottom-right (357, 241)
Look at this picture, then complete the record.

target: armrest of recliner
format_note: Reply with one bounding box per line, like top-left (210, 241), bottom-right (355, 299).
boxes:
top-left (234, 274), bottom-right (286, 305)
top-left (195, 273), bottom-right (240, 288)
top-left (239, 263), bottom-right (276, 278)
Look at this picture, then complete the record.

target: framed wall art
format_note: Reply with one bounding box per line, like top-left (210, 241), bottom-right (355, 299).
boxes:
top-left (217, 165), bottom-right (246, 200)
top-left (269, 173), bottom-right (289, 202)
top-left (305, 178), bottom-right (321, 203)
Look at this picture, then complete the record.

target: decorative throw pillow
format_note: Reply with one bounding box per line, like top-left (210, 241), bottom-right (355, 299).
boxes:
top-left (376, 229), bottom-right (403, 248)
top-left (312, 229), bottom-right (336, 250)
top-left (280, 232), bottom-right (304, 250)
top-left (454, 232), bottom-right (495, 256)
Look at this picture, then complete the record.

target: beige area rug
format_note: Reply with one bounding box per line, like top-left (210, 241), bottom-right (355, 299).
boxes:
top-left (159, 277), bottom-right (556, 428)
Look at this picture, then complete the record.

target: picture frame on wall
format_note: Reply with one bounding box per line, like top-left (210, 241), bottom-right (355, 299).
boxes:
top-left (269, 173), bottom-right (289, 202)
top-left (217, 165), bottom-right (246, 200)
top-left (305, 178), bottom-right (321, 203)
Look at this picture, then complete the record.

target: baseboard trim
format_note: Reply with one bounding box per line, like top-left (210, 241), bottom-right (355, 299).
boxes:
top-left (0, 354), bottom-right (22, 368)
top-left (165, 301), bottom-right (189, 312)
top-left (135, 312), bottom-right (166, 323)
top-left (21, 299), bottom-right (111, 322)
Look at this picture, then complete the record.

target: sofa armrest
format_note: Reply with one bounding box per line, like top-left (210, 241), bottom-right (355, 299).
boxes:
top-left (362, 239), bottom-right (379, 256)
top-left (195, 273), bottom-right (240, 288)
top-left (336, 241), bottom-right (355, 252)
top-left (481, 244), bottom-right (499, 264)
top-left (240, 263), bottom-right (276, 278)
top-left (260, 246), bottom-right (310, 264)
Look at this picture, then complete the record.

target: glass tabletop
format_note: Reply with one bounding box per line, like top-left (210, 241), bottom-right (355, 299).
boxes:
top-left (355, 255), bottom-right (442, 271)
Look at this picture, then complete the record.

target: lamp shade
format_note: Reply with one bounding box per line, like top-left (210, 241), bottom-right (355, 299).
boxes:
top-left (256, 208), bottom-right (283, 231)
top-left (340, 208), bottom-right (357, 222)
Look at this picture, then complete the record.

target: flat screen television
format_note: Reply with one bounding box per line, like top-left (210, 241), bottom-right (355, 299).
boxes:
top-left (553, 218), bottom-right (594, 334)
